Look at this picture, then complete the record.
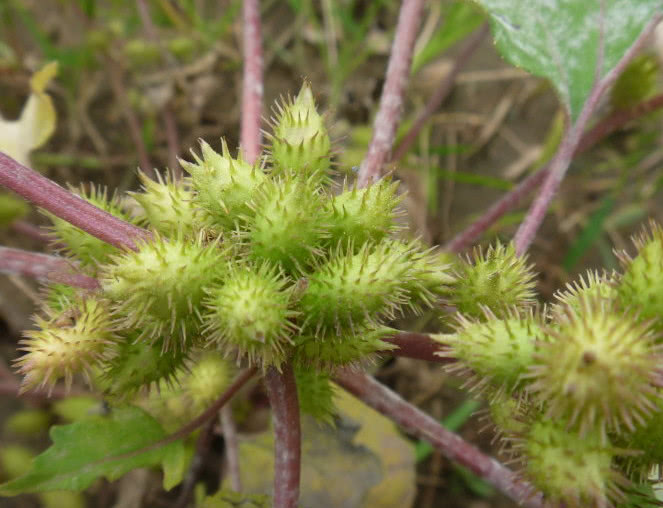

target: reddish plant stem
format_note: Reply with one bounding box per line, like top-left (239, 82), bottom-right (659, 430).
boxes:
top-left (240, 0), bottom-right (264, 165)
top-left (384, 331), bottom-right (450, 363)
top-left (221, 405), bottom-right (242, 491)
top-left (513, 14), bottom-right (663, 255)
top-left (264, 364), bottom-right (300, 508)
top-left (0, 152), bottom-right (150, 250)
top-left (576, 92), bottom-right (663, 153)
top-left (391, 23), bottom-right (490, 162)
top-left (444, 168), bottom-right (548, 253)
top-left (0, 246), bottom-right (100, 290)
top-left (444, 78), bottom-right (663, 254)
top-left (357, 0), bottom-right (426, 187)
top-left (10, 220), bottom-right (49, 243)
top-left (335, 369), bottom-right (544, 508)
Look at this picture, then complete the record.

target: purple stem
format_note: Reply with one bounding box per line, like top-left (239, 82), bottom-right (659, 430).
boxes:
top-left (335, 369), bottom-right (544, 507)
top-left (240, 0), bottom-right (264, 165)
top-left (0, 247), bottom-right (100, 290)
top-left (513, 14), bottom-right (663, 255)
top-left (264, 364), bottom-right (300, 508)
top-left (357, 0), bottom-right (426, 187)
top-left (0, 152), bottom-right (151, 250)
top-left (384, 331), bottom-right (450, 363)
top-left (391, 23), bottom-right (490, 163)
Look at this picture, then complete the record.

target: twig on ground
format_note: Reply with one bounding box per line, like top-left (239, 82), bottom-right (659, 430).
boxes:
top-left (175, 419), bottom-right (217, 508)
top-left (0, 152), bottom-right (151, 250)
top-left (335, 369), bottom-right (544, 508)
top-left (357, 0), bottom-right (426, 187)
top-left (221, 405), bottom-right (242, 492)
top-left (264, 364), bottom-right (300, 508)
top-left (240, 0), bottom-right (264, 165)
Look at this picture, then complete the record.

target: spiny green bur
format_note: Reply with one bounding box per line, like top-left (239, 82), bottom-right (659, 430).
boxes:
top-left (100, 232), bottom-right (227, 349)
top-left (16, 295), bottom-right (117, 393)
top-left (130, 170), bottom-right (201, 235)
top-left (528, 295), bottom-right (663, 440)
top-left (451, 242), bottom-right (537, 319)
top-left (439, 308), bottom-right (547, 396)
top-left (618, 221), bottom-right (663, 326)
top-left (204, 263), bottom-right (296, 367)
top-left (47, 185), bottom-right (136, 268)
top-left (522, 419), bottom-right (623, 507)
top-left (552, 269), bottom-right (618, 316)
top-left (269, 82), bottom-right (331, 183)
top-left (247, 174), bottom-right (328, 273)
top-left (181, 138), bottom-right (266, 230)
top-left (326, 178), bottom-right (403, 248)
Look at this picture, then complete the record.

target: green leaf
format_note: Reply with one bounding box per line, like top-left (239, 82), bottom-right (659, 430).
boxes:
top-left (0, 406), bottom-right (185, 496)
top-left (412, 2), bottom-right (485, 74)
top-left (474, 0), bottom-right (663, 121)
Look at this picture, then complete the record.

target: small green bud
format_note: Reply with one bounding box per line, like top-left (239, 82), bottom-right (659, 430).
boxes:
top-left (552, 269), bottom-right (618, 315)
top-left (617, 221), bottom-right (663, 327)
top-left (47, 185), bottom-right (136, 268)
top-left (0, 445), bottom-right (34, 479)
top-left (130, 170), bottom-right (202, 235)
top-left (451, 242), bottom-right (537, 319)
top-left (181, 139), bottom-right (266, 230)
top-left (522, 418), bottom-right (624, 507)
top-left (123, 38), bottom-right (161, 67)
top-left (247, 173), bottom-right (329, 273)
top-left (299, 242), bottom-right (414, 335)
top-left (185, 352), bottom-right (234, 413)
top-left (439, 307), bottom-right (548, 396)
top-left (528, 295), bottom-right (663, 440)
top-left (100, 232), bottom-right (227, 349)
top-left (204, 262), bottom-right (296, 368)
top-left (16, 296), bottom-right (117, 393)
top-left (326, 178), bottom-right (403, 248)
top-left (269, 82), bottom-right (331, 183)
top-left (167, 36), bottom-right (197, 60)
top-left (4, 409), bottom-right (50, 435)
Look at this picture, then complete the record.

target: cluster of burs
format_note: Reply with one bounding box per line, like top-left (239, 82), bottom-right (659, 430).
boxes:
top-left (17, 83), bottom-right (663, 506)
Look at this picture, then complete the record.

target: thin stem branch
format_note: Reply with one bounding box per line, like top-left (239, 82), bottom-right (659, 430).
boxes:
top-left (391, 23), bottom-right (490, 162)
top-left (175, 419), bottom-right (216, 508)
top-left (221, 405), bottom-right (242, 491)
top-left (357, 0), bottom-right (426, 187)
top-left (513, 14), bottom-right (662, 255)
top-left (0, 247), bottom-right (100, 290)
top-left (383, 331), bottom-right (450, 363)
top-left (264, 363), bottom-right (300, 508)
top-left (445, 79), bottom-right (663, 254)
top-left (335, 369), bottom-right (544, 508)
top-left (0, 152), bottom-right (151, 250)
top-left (10, 220), bottom-right (50, 243)
top-left (104, 367), bottom-right (257, 463)
top-left (240, 0), bottom-right (264, 165)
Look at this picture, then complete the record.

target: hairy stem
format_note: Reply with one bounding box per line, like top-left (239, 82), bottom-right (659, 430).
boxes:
top-left (392, 23), bottom-right (490, 162)
top-left (240, 0), bottom-right (264, 165)
top-left (384, 331), bottom-right (450, 363)
top-left (264, 364), bottom-right (300, 508)
top-left (335, 369), bottom-right (543, 508)
top-left (0, 152), bottom-right (151, 250)
top-left (0, 247), bottom-right (100, 290)
top-left (513, 14), bottom-right (662, 255)
top-left (357, 0), bottom-right (426, 187)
